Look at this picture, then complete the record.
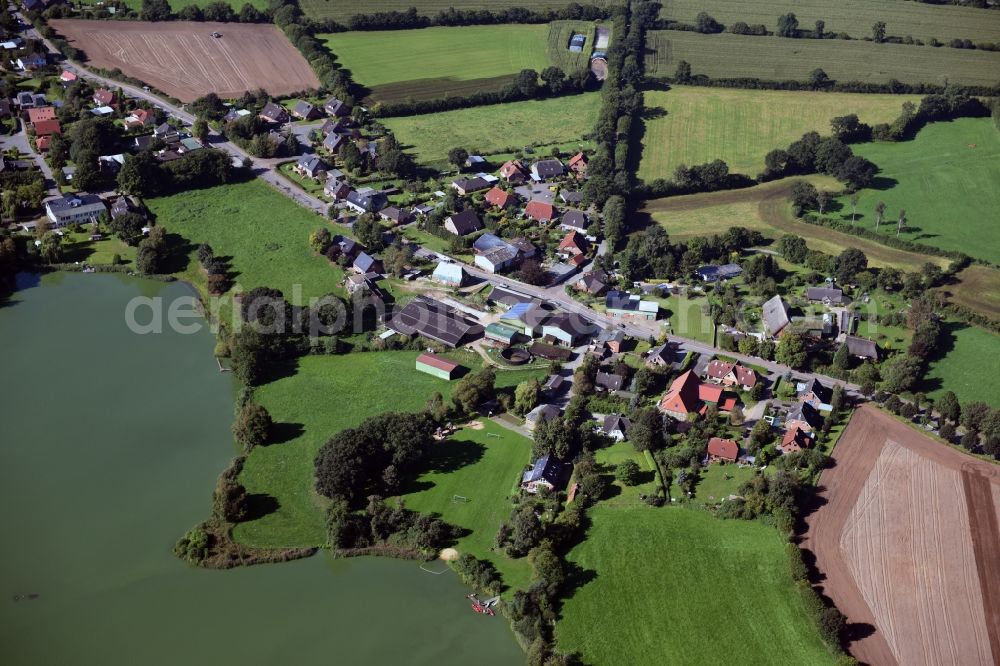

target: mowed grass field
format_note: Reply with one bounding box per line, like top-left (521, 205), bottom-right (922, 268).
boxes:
top-left (836, 118), bottom-right (1000, 264)
top-left (639, 176), bottom-right (951, 271)
top-left (400, 420), bottom-right (535, 591)
top-left (922, 325), bottom-right (1000, 408)
top-left (637, 87), bottom-right (917, 179)
top-left (234, 351), bottom-right (517, 546)
top-left (320, 25), bottom-right (549, 102)
top-left (556, 507), bottom-right (835, 665)
top-left (382, 93), bottom-right (601, 167)
top-left (659, 0), bottom-right (1000, 45)
top-left (943, 265), bottom-right (1000, 322)
top-left (645, 30), bottom-right (1000, 86)
top-left (301, 0), bottom-right (608, 21)
top-left (146, 179), bottom-right (343, 312)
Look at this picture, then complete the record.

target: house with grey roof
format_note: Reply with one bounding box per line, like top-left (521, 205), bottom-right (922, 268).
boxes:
top-left (291, 100), bottom-right (320, 120)
top-left (602, 413), bottom-right (631, 441)
top-left (525, 405), bottom-right (561, 432)
top-left (444, 209), bottom-right (483, 236)
top-left (324, 96), bottom-right (350, 117)
top-left (843, 335), bottom-right (878, 360)
top-left (451, 176), bottom-right (490, 196)
top-left (295, 155), bottom-right (328, 180)
top-left (45, 194), bottom-right (107, 228)
top-left (762, 295), bottom-right (790, 338)
top-left (559, 210), bottom-right (588, 232)
top-left (696, 263), bottom-right (743, 282)
top-left (344, 188), bottom-right (387, 214)
top-left (531, 159), bottom-right (564, 181)
top-left (259, 101), bottom-right (288, 124)
top-left (520, 453), bottom-right (565, 493)
top-left (806, 286), bottom-right (848, 305)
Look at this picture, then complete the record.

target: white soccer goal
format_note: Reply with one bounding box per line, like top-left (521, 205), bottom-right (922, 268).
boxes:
top-left (452, 495), bottom-right (470, 503)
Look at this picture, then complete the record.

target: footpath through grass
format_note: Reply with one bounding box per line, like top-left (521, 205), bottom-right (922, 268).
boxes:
top-left (556, 507), bottom-right (836, 666)
top-left (637, 87), bottom-right (916, 179)
top-left (837, 118), bottom-right (1000, 264)
top-left (382, 93), bottom-right (601, 168)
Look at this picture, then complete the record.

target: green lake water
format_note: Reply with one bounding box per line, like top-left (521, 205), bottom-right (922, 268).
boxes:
top-left (0, 272), bottom-right (521, 666)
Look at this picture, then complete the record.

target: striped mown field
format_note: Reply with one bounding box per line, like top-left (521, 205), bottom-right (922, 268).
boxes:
top-left (645, 30), bottom-right (1000, 87)
top-left (659, 0), bottom-right (1000, 45)
top-left (636, 87), bottom-right (917, 178)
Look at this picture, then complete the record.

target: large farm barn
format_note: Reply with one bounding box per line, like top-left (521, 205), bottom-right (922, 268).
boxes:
top-left (804, 406), bottom-right (1000, 665)
top-left (50, 20), bottom-right (320, 102)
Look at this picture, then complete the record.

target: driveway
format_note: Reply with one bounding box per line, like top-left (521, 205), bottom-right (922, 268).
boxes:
top-left (0, 122), bottom-right (59, 196)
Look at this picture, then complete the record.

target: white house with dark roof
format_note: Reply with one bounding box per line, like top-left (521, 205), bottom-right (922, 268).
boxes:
top-left (45, 194), bottom-right (106, 227)
top-left (444, 209), bottom-right (483, 236)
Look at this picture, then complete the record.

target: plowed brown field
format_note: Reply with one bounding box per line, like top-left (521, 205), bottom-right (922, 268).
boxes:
top-left (803, 406), bottom-right (1000, 665)
top-left (51, 20), bottom-right (320, 102)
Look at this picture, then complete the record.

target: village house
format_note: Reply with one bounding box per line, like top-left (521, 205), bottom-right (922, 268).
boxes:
top-left (521, 454), bottom-right (565, 493)
top-left (295, 155), bottom-right (328, 180)
top-left (323, 132), bottom-right (346, 153)
top-left (499, 159), bottom-right (528, 183)
top-left (592, 328), bottom-right (626, 356)
top-left (558, 230), bottom-right (588, 257)
top-left (559, 210), bottom-right (588, 233)
top-left (696, 263), bottom-right (742, 282)
top-left (525, 199), bottom-right (556, 223)
top-left (320, 118), bottom-right (344, 136)
top-left (575, 269), bottom-right (608, 296)
top-left (525, 405), bottom-right (561, 432)
top-left (444, 209), bottom-right (483, 236)
top-left (762, 294), bottom-right (790, 338)
top-left (602, 413), bottom-right (631, 441)
top-left (125, 108), bottom-right (155, 129)
top-left (501, 301), bottom-right (550, 337)
top-left (485, 186), bottom-right (517, 210)
top-left (344, 188), bottom-right (388, 215)
top-left (843, 335), bottom-right (879, 361)
top-left (259, 102), bottom-right (289, 124)
top-left (32, 118), bottom-right (61, 138)
top-left (806, 286), bottom-right (848, 305)
top-left (324, 96), bottom-right (350, 117)
top-left (223, 108), bottom-right (251, 123)
top-left (451, 176), bottom-right (490, 196)
top-left (531, 159), bottom-right (564, 181)
top-left (475, 245), bottom-right (519, 274)
top-left (26, 106), bottom-right (55, 125)
top-left (605, 290), bottom-right (658, 321)
top-left (595, 371), bottom-right (626, 393)
top-left (490, 286), bottom-right (534, 310)
top-left (567, 152), bottom-right (587, 177)
top-left (659, 370), bottom-right (712, 420)
top-left (15, 91), bottom-right (46, 109)
top-left (152, 122), bottom-right (179, 143)
top-left (17, 52), bottom-right (47, 71)
top-left (59, 69), bottom-right (76, 84)
top-left (559, 189), bottom-right (584, 206)
top-left (706, 437), bottom-right (739, 463)
top-left (704, 360), bottom-right (758, 390)
top-left (109, 195), bottom-right (143, 220)
top-left (798, 377), bottom-right (833, 410)
top-left (378, 206), bottom-right (411, 226)
top-left (352, 252), bottom-right (383, 275)
top-left (291, 100), bottom-right (321, 120)
top-left (324, 175), bottom-right (351, 200)
top-left (786, 402), bottom-right (823, 432)
top-left (646, 343), bottom-right (674, 368)
top-left (45, 193), bottom-right (106, 228)
top-left (780, 426), bottom-right (813, 455)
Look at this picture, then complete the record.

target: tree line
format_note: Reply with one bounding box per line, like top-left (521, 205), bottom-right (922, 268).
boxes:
top-left (330, 4), bottom-right (613, 33)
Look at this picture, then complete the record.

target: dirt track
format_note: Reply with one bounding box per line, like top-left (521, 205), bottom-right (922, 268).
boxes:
top-left (51, 20), bottom-right (320, 102)
top-left (803, 406), bottom-right (1000, 665)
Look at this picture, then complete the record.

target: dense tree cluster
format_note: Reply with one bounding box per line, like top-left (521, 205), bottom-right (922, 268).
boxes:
top-left (118, 149), bottom-right (236, 197)
top-left (617, 224), bottom-right (764, 282)
top-left (315, 412), bottom-right (436, 504)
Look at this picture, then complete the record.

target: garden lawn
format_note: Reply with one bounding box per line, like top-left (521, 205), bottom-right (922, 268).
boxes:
top-left (320, 25), bottom-right (548, 102)
top-left (922, 325), bottom-right (1000, 408)
top-left (836, 118), bottom-right (1000, 264)
top-left (556, 507), bottom-right (835, 666)
top-left (381, 93), bottom-right (601, 168)
top-left (595, 441), bottom-right (662, 507)
top-left (692, 463), bottom-right (757, 505)
top-left (663, 294), bottom-right (715, 344)
top-left (146, 179), bottom-right (344, 323)
top-left (637, 87), bottom-right (916, 179)
top-left (399, 420), bottom-right (534, 591)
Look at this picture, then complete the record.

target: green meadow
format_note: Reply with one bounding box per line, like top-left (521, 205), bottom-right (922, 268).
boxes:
top-left (923, 325), bottom-right (1000, 408)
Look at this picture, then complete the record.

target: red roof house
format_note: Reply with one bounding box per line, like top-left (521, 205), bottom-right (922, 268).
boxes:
top-left (658, 370), bottom-right (702, 420)
top-left (567, 152), bottom-right (587, 176)
top-left (32, 119), bottom-right (61, 137)
top-left (705, 360), bottom-right (758, 390)
top-left (59, 70), bottom-right (77, 83)
top-left (93, 89), bottom-right (114, 106)
top-left (499, 159), bottom-right (528, 183)
top-left (558, 231), bottom-right (587, 256)
top-left (780, 426), bottom-right (813, 455)
top-left (525, 199), bottom-right (556, 223)
top-left (126, 108), bottom-right (154, 128)
top-left (35, 135), bottom-right (51, 151)
top-left (27, 106), bottom-right (56, 124)
top-left (485, 186), bottom-right (516, 209)
top-left (706, 437), bottom-right (739, 462)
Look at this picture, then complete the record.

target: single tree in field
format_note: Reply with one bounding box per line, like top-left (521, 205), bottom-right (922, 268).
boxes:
top-left (872, 21), bottom-right (887, 43)
top-left (874, 201), bottom-right (886, 231)
top-left (849, 193), bottom-right (859, 224)
top-left (447, 147), bottom-right (468, 171)
top-left (817, 191), bottom-right (832, 215)
top-left (896, 209), bottom-right (907, 237)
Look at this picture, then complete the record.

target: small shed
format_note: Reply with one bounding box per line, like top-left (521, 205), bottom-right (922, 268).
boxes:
top-left (485, 322), bottom-right (519, 346)
top-left (415, 353), bottom-right (460, 380)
